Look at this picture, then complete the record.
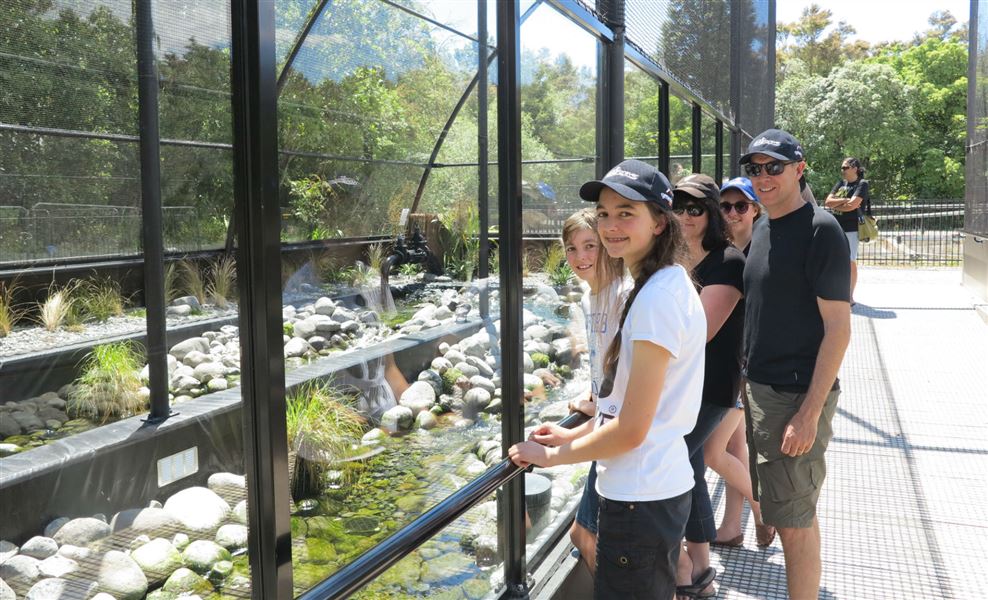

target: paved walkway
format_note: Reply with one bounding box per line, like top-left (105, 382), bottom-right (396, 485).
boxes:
top-left (711, 267), bottom-right (988, 599)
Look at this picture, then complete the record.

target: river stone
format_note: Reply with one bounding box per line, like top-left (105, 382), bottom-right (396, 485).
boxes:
top-left (307, 335), bottom-right (328, 351)
top-left (20, 536), bottom-right (58, 560)
top-left (55, 545), bottom-right (90, 561)
top-left (214, 524), bottom-right (248, 552)
top-left (207, 472), bottom-right (245, 503)
top-left (462, 388), bottom-right (492, 419)
top-left (524, 324), bottom-right (552, 343)
top-left (538, 400), bottom-right (571, 423)
top-left (380, 405), bottom-right (413, 433)
top-left (181, 540), bottom-right (231, 575)
top-left (313, 296), bottom-right (336, 315)
top-left (172, 533), bottom-right (190, 551)
top-left (443, 349), bottom-right (465, 364)
top-left (416, 369), bottom-right (443, 397)
top-left (398, 381), bottom-right (435, 417)
top-left (459, 335), bottom-right (487, 359)
top-left (0, 414), bottom-right (21, 437)
top-left (90, 594), bottom-right (117, 600)
top-left (208, 559), bottom-right (233, 584)
top-left (182, 350), bottom-right (209, 368)
top-left (469, 376), bottom-right (496, 395)
top-left (464, 356), bottom-right (494, 379)
top-left (0, 555), bottom-right (40, 585)
top-left (523, 373), bottom-right (544, 392)
top-left (414, 410), bottom-right (437, 430)
top-left (11, 412), bottom-right (44, 432)
top-left (453, 362), bottom-right (480, 378)
top-left (361, 428), bottom-right (386, 446)
top-left (170, 337), bottom-right (210, 361)
top-left (193, 362), bottom-right (225, 383)
top-left (0, 540), bottom-right (18, 563)
top-left (550, 338), bottom-right (574, 365)
top-left (206, 378), bottom-right (228, 392)
top-left (52, 517), bottom-right (110, 547)
top-left (419, 552), bottom-right (474, 585)
top-left (97, 550), bottom-right (147, 600)
top-left (166, 304), bottom-right (192, 317)
top-left (232, 501), bottom-right (248, 525)
top-left (292, 317), bottom-right (317, 339)
top-left (0, 579), bottom-right (14, 600)
top-left (430, 357), bottom-right (453, 373)
top-left (38, 555), bottom-right (78, 578)
top-left (283, 337), bottom-right (311, 358)
top-left (314, 318), bottom-right (341, 335)
top-left (25, 577), bottom-right (89, 599)
top-left (131, 538), bottom-right (182, 586)
top-left (172, 295), bottom-right (202, 311)
top-left (522, 353), bottom-right (535, 373)
top-left (162, 567), bottom-right (212, 595)
top-left (109, 507), bottom-right (180, 537)
top-left (171, 375), bottom-right (200, 394)
top-left (129, 534), bottom-right (151, 551)
top-left (339, 320), bottom-right (360, 334)
top-left (163, 487), bottom-right (231, 535)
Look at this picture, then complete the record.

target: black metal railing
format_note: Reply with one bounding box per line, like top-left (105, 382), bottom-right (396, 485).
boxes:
top-left (859, 201), bottom-right (964, 266)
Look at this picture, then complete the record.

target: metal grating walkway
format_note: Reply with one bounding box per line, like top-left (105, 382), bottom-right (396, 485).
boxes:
top-left (708, 267), bottom-right (988, 599)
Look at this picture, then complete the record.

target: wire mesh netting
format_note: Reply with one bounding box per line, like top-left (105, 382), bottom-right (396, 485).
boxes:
top-left (966, 4), bottom-right (988, 236)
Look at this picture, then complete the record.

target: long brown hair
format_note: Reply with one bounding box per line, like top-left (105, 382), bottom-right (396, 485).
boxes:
top-left (599, 201), bottom-right (687, 396)
top-left (561, 208), bottom-right (624, 292)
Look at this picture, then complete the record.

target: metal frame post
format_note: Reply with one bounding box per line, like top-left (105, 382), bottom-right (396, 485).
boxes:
top-left (135, 0), bottom-right (170, 424)
top-left (692, 103), bottom-right (702, 174)
top-left (496, 0), bottom-right (527, 596)
top-left (478, 0), bottom-right (490, 318)
top-left (715, 120), bottom-right (724, 183)
top-left (230, 0), bottom-right (293, 597)
top-left (659, 80), bottom-right (670, 175)
top-left (596, 0), bottom-right (625, 173)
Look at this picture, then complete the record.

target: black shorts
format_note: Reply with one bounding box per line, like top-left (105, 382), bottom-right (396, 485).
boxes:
top-left (594, 490), bottom-right (691, 599)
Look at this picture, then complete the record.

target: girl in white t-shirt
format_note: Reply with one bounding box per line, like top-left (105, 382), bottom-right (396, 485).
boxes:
top-left (510, 160), bottom-right (706, 598)
top-left (561, 208), bottom-right (629, 576)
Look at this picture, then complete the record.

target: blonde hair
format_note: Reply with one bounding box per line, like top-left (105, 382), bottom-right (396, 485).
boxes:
top-left (561, 208), bottom-right (624, 292)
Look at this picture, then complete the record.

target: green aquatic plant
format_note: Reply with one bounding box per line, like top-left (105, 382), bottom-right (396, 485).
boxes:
top-left (207, 255), bottom-right (237, 309)
top-left (441, 367), bottom-right (465, 394)
top-left (397, 263), bottom-right (422, 278)
top-left (531, 352), bottom-right (550, 369)
top-left (69, 341), bottom-right (146, 423)
top-left (287, 381), bottom-right (366, 501)
top-left (548, 262), bottom-right (574, 287)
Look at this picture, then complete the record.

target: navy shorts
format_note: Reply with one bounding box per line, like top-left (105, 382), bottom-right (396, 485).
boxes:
top-left (594, 490), bottom-right (691, 599)
top-left (574, 461), bottom-right (599, 534)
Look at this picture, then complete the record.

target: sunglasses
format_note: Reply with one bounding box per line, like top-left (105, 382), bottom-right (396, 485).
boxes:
top-left (720, 200), bottom-right (752, 215)
top-left (743, 160), bottom-right (792, 177)
top-left (841, 165), bottom-right (852, 170)
top-left (672, 203), bottom-right (706, 217)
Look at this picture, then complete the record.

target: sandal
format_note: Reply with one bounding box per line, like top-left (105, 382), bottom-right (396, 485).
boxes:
top-left (756, 523), bottom-right (777, 547)
top-left (676, 566), bottom-right (717, 599)
top-left (711, 533), bottom-right (744, 548)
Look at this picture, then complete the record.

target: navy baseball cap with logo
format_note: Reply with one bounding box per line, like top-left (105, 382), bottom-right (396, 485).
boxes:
top-left (579, 159), bottom-right (673, 207)
top-left (739, 128), bottom-right (805, 164)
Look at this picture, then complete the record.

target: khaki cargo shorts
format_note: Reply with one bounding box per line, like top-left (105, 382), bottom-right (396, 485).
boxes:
top-left (745, 381), bottom-right (839, 529)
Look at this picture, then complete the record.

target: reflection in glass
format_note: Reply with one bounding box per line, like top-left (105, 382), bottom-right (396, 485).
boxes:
top-left (669, 93), bottom-right (693, 184)
top-left (700, 113), bottom-right (718, 179)
top-left (625, 64), bottom-right (660, 167)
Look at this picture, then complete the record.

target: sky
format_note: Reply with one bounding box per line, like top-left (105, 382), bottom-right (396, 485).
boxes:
top-left (775, 0), bottom-right (970, 45)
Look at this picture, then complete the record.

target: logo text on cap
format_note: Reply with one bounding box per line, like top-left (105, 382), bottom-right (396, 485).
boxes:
top-left (606, 167), bottom-right (639, 180)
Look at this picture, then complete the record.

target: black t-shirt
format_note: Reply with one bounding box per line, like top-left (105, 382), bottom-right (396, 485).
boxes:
top-left (743, 202), bottom-right (850, 388)
top-left (694, 245), bottom-right (746, 408)
top-left (829, 178), bottom-right (871, 232)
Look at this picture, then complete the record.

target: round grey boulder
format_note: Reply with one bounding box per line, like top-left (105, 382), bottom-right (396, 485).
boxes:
top-left (169, 337), bottom-right (210, 361)
top-left (38, 555), bottom-right (78, 578)
top-left (0, 555), bottom-right (40, 586)
top-left (207, 472), bottom-right (246, 503)
top-left (163, 487), bottom-right (231, 535)
top-left (181, 540), bottom-right (231, 575)
top-left (52, 517), bottom-right (110, 547)
top-left (399, 381), bottom-right (436, 416)
top-left (111, 507), bottom-right (181, 536)
top-left (162, 567), bottom-right (212, 595)
top-left (0, 540), bottom-right (18, 563)
top-left (232, 500), bottom-right (248, 525)
top-left (131, 538), bottom-right (182, 586)
top-left (462, 388), bottom-right (492, 419)
top-left (414, 410), bottom-right (437, 430)
top-left (380, 405), bottom-right (413, 434)
top-left (0, 578), bottom-right (15, 600)
top-left (214, 524), bottom-right (248, 552)
top-left (26, 577), bottom-right (94, 600)
top-left (97, 550), bottom-right (148, 600)
top-left (19, 536), bottom-right (58, 560)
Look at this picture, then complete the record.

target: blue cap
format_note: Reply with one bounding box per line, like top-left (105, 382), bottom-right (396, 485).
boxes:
top-left (720, 177), bottom-right (758, 203)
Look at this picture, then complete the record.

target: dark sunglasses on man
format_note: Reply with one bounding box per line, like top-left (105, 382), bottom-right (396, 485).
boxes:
top-left (672, 203), bottom-right (705, 217)
top-left (743, 160), bottom-right (792, 177)
top-left (720, 200), bottom-right (751, 215)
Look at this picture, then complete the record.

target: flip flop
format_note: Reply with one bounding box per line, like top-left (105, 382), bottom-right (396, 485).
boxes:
top-left (756, 523), bottom-right (777, 547)
top-left (676, 566), bottom-right (717, 599)
top-left (711, 533), bottom-right (744, 548)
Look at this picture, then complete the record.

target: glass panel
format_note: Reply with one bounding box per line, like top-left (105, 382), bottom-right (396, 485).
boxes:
top-left (968, 4), bottom-right (988, 236)
top-left (0, 1), bottom-right (252, 598)
top-left (669, 93), bottom-right (692, 184)
top-left (625, 63), bottom-right (660, 166)
top-left (738, 0), bottom-right (773, 133)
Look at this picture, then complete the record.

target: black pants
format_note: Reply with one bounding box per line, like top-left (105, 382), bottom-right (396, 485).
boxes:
top-left (594, 490), bottom-right (691, 599)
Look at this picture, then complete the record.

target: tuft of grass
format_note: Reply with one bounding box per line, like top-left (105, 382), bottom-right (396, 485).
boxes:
top-left (207, 255), bottom-right (237, 309)
top-left (163, 262), bottom-right (180, 304)
top-left (68, 341), bottom-right (146, 423)
top-left (1, 279), bottom-right (26, 337)
top-left (542, 244), bottom-right (564, 275)
top-left (548, 262), bottom-right (574, 287)
top-left (367, 243), bottom-right (384, 273)
top-left (37, 283), bottom-right (77, 332)
top-left (286, 381), bottom-right (366, 500)
top-left (74, 277), bottom-right (125, 322)
top-left (180, 259), bottom-right (207, 305)
top-left (397, 263), bottom-right (422, 278)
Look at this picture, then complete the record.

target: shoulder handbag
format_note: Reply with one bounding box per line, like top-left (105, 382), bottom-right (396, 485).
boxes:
top-left (858, 213), bottom-right (879, 243)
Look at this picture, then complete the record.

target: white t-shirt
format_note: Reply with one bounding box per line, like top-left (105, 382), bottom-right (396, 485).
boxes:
top-left (580, 276), bottom-right (632, 400)
top-left (594, 264), bottom-right (706, 502)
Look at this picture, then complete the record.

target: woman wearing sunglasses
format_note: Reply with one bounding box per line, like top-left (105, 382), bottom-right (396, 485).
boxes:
top-left (824, 158), bottom-right (870, 304)
top-left (706, 178), bottom-right (776, 550)
top-left (670, 174), bottom-right (747, 599)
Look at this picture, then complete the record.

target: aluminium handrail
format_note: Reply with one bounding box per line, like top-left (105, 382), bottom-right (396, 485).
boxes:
top-left (297, 410), bottom-right (591, 600)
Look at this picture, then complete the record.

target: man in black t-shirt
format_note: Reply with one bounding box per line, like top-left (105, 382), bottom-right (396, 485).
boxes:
top-left (740, 129), bottom-right (851, 599)
top-left (824, 157), bottom-right (870, 302)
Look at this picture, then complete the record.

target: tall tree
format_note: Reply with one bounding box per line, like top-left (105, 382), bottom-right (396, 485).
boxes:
top-left (777, 4), bottom-right (869, 81)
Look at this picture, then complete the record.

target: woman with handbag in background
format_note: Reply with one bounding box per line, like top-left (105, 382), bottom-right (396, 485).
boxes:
top-left (824, 157), bottom-right (871, 304)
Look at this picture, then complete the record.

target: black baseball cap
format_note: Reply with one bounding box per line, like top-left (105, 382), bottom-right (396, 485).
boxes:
top-left (673, 173), bottom-right (720, 204)
top-left (739, 128), bottom-right (805, 164)
top-left (579, 159), bottom-right (673, 207)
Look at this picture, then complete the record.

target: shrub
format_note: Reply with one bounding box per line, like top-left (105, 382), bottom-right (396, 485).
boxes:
top-left (69, 341), bottom-right (146, 423)
top-left (397, 263), bottom-right (422, 277)
top-left (548, 262), bottom-right (574, 287)
top-left (207, 255), bottom-right (237, 309)
top-left (286, 381), bottom-right (366, 500)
